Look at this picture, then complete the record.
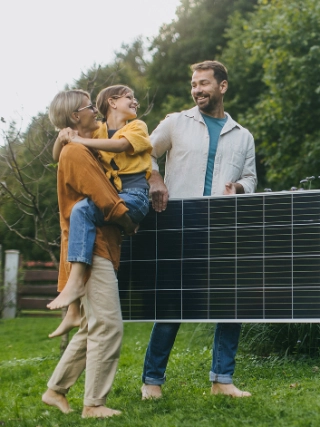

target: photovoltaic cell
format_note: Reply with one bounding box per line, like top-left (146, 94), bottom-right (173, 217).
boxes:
top-left (118, 190), bottom-right (320, 322)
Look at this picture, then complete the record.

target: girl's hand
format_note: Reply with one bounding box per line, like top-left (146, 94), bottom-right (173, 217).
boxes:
top-left (58, 127), bottom-right (74, 145)
top-left (69, 130), bottom-right (80, 142)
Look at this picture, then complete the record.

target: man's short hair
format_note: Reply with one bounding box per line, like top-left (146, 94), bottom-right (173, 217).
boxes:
top-left (191, 60), bottom-right (228, 83)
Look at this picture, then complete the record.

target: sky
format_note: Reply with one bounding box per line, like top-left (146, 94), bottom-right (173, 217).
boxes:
top-left (0, 0), bottom-right (181, 136)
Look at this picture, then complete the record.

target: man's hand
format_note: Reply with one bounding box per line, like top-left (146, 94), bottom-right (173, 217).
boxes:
top-left (223, 182), bottom-right (244, 195)
top-left (149, 170), bottom-right (169, 212)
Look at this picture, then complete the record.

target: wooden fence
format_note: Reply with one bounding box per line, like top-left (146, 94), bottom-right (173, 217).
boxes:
top-left (17, 260), bottom-right (59, 317)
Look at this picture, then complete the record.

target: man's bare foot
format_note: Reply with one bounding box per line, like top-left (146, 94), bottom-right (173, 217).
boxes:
top-left (211, 383), bottom-right (251, 398)
top-left (42, 389), bottom-right (73, 413)
top-left (141, 384), bottom-right (162, 400)
top-left (47, 285), bottom-right (84, 310)
top-left (82, 406), bottom-right (121, 418)
top-left (49, 313), bottom-right (80, 338)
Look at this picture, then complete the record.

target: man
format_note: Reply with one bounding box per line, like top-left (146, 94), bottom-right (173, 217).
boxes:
top-left (141, 60), bottom-right (257, 399)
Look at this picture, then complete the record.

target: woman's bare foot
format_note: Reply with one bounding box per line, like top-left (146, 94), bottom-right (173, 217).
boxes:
top-left (211, 383), bottom-right (251, 398)
top-left (82, 406), bottom-right (121, 418)
top-left (42, 389), bottom-right (73, 413)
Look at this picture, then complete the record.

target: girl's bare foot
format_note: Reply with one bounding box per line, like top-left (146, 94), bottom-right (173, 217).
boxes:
top-left (47, 285), bottom-right (85, 310)
top-left (49, 300), bottom-right (81, 338)
top-left (82, 406), bottom-right (121, 418)
top-left (47, 262), bottom-right (87, 310)
top-left (49, 315), bottom-right (80, 338)
top-left (42, 389), bottom-right (73, 413)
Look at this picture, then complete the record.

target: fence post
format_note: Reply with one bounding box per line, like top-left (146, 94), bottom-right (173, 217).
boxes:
top-left (0, 244), bottom-right (2, 316)
top-left (2, 250), bottom-right (20, 319)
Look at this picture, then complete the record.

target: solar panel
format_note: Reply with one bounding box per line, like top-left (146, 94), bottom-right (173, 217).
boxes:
top-left (118, 190), bottom-right (320, 322)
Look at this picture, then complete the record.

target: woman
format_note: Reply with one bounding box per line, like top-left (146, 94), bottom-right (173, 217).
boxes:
top-left (47, 85), bottom-right (151, 338)
top-left (42, 89), bottom-right (136, 419)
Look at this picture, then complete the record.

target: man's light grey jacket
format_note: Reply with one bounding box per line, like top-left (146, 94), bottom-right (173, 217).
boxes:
top-left (151, 106), bottom-right (257, 198)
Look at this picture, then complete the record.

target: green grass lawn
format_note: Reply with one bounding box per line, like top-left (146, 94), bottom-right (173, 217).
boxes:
top-left (1, 318), bottom-right (320, 427)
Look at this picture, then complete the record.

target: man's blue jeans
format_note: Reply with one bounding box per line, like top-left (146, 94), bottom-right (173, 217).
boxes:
top-left (142, 322), bottom-right (241, 385)
top-left (68, 188), bottom-right (149, 265)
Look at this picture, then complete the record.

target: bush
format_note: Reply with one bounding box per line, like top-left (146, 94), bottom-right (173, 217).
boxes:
top-left (241, 323), bottom-right (320, 357)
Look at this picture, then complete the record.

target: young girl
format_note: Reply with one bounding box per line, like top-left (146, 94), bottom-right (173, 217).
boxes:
top-left (48, 85), bottom-right (152, 338)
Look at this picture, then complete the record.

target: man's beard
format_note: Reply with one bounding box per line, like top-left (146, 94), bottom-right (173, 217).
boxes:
top-left (197, 95), bottom-right (219, 113)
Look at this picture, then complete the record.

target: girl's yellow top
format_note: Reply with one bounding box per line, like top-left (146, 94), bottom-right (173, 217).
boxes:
top-left (92, 120), bottom-right (152, 191)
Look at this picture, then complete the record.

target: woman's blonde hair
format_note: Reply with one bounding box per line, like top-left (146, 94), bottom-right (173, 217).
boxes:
top-left (49, 89), bottom-right (90, 130)
top-left (96, 85), bottom-right (132, 119)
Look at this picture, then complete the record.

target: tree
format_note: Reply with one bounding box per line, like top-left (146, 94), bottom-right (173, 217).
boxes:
top-left (146, 0), bottom-right (258, 130)
top-left (69, 38), bottom-right (155, 127)
top-left (219, 0), bottom-right (320, 356)
top-left (221, 0), bottom-right (320, 190)
top-left (0, 115), bottom-right (60, 265)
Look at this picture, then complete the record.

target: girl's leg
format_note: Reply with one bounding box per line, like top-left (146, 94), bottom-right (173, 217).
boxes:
top-left (68, 198), bottom-right (105, 265)
top-left (47, 199), bottom-right (104, 310)
top-left (119, 189), bottom-right (149, 223)
top-left (47, 262), bottom-right (87, 310)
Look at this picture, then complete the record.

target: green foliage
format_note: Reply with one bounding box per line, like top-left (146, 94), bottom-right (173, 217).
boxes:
top-left (70, 38), bottom-right (155, 128)
top-left (242, 323), bottom-right (320, 357)
top-left (221, 0), bottom-right (320, 190)
top-left (146, 0), bottom-right (258, 130)
top-left (191, 323), bottom-right (320, 358)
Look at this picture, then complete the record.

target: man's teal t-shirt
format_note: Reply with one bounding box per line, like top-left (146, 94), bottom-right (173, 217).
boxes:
top-left (202, 114), bottom-right (227, 196)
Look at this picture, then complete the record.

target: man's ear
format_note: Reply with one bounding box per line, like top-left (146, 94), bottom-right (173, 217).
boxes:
top-left (220, 80), bottom-right (228, 94)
